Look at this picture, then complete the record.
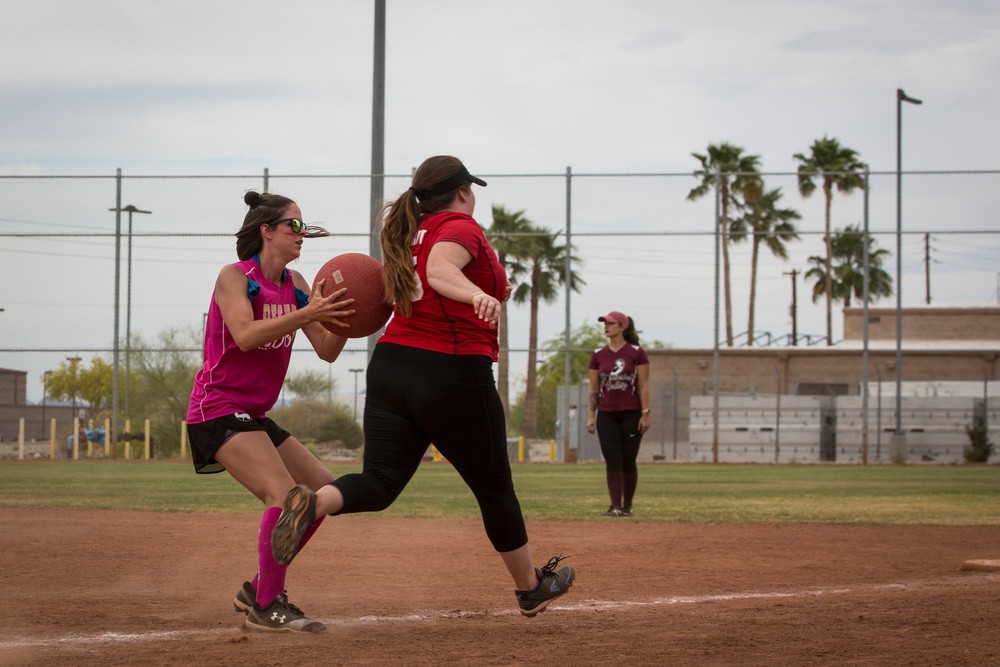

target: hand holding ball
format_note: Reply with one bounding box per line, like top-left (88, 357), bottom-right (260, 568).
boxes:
top-left (312, 253), bottom-right (393, 338)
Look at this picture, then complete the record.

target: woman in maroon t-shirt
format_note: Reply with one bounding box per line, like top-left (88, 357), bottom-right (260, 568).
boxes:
top-left (586, 311), bottom-right (650, 517)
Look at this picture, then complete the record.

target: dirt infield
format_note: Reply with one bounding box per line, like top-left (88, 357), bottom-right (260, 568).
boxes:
top-left (3, 509), bottom-right (999, 667)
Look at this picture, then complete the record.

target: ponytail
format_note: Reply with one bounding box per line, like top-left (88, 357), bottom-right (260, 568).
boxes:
top-left (623, 317), bottom-right (640, 345)
top-left (380, 191), bottom-right (422, 316)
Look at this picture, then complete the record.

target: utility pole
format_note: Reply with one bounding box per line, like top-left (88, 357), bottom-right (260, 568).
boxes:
top-left (783, 269), bottom-right (799, 345)
top-left (924, 233), bottom-right (931, 305)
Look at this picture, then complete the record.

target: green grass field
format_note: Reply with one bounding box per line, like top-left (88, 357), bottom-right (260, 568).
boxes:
top-left (2, 460), bottom-right (999, 526)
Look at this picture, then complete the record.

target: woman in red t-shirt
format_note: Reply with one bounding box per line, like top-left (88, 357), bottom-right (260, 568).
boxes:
top-left (586, 311), bottom-right (650, 517)
top-left (270, 155), bottom-right (575, 618)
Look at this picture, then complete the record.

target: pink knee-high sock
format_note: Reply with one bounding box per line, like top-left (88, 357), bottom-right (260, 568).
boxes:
top-left (255, 507), bottom-right (287, 608)
top-left (250, 512), bottom-right (326, 600)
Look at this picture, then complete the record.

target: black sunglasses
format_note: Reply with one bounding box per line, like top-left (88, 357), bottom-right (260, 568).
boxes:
top-left (271, 217), bottom-right (305, 233)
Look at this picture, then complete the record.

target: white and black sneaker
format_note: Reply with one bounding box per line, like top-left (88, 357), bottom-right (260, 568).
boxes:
top-left (233, 582), bottom-right (309, 617)
top-left (245, 593), bottom-right (326, 633)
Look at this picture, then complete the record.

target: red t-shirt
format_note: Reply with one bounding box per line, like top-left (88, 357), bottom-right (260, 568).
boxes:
top-left (380, 211), bottom-right (507, 360)
top-left (589, 344), bottom-right (650, 412)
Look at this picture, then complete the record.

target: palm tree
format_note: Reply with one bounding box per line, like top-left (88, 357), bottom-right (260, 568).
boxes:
top-left (511, 226), bottom-right (584, 439)
top-left (805, 224), bottom-right (892, 310)
top-left (486, 205), bottom-right (533, 427)
top-left (688, 143), bottom-right (762, 346)
top-left (793, 136), bottom-right (866, 345)
top-left (730, 183), bottom-right (801, 345)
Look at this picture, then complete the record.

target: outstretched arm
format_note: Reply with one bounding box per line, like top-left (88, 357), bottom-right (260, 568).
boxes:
top-left (216, 265), bottom-right (354, 353)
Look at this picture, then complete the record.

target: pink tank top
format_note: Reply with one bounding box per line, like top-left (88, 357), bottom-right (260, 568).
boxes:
top-left (187, 258), bottom-right (305, 423)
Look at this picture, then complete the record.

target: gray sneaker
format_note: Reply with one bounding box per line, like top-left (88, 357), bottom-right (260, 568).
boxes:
top-left (271, 485), bottom-right (317, 566)
top-left (245, 593), bottom-right (326, 633)
top-left (515, 555), bottom-right (575, 617)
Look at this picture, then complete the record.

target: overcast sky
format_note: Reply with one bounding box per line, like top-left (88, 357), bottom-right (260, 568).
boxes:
top-left (4, 0), bottom-right (997, 175)
top-left (2, 0), bottom-right (999, 402)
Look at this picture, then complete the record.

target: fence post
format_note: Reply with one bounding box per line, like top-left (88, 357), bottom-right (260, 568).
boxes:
top-left (180, 421), bottom-right (187, 459)
top-left (49, 418), bottom-right (56, 460)
top-left (104, 418), bottom-right (111, 457)
top-left (18, 418), bottom-right (25, 460)
top-left (144, 419), bottom-right (151, 460)
top-left (124, 418), bottom-right (131, 460)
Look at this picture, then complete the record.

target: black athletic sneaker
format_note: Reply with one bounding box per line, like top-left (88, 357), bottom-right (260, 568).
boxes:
top-left (602, 505), bottom-right (623, 517)
top-left (245, 593), bottom-right (326, 633)
top-left (515, 555), bottom-right (575, 617)
top-left (233, 581), bottom-right (255, 614)
top-left (271, 484), bottom-right (317, 566)
top-left (234, 582), bottom-right (308, 617)
top-left (620, 505), bottom-right (634, 517)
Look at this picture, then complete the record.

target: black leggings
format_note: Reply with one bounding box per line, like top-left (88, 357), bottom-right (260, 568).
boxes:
top-left (596, 409), bottom-right (643, 474)
top-left (331, 343), bottom-right (528, 553)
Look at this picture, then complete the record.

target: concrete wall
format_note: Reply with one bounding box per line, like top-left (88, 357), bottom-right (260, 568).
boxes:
top-left (688, 395), bottom-right (829, 463)
top-left (687, 394), bottom-right (996, 464)
top-left (645, 348), bottom-right (1000, 448)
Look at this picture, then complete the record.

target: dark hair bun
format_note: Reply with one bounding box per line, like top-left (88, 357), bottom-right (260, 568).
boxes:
top-left (244, 191), bottom-right (263, 208)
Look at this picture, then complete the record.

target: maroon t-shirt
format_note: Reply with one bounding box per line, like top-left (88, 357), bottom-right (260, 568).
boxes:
top-left (589, 344), bottom-right (649, 412)
top-left (380, 210), bottom-right (507, 360)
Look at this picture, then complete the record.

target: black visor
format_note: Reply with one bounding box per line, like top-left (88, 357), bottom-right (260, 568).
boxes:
top-left (415, 164), bottom-right (487, 200)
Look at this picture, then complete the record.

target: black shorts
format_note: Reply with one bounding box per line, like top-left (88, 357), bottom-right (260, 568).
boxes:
top-left (187, 413), bottom-right (291, 474)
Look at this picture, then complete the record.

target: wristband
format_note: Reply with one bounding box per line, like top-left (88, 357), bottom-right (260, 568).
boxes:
top-left (641, 409), bottom-right (650, 415)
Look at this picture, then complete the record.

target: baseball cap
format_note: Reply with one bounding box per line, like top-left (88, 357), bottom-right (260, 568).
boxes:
top-left (598, 311), bottom-right (628, 325)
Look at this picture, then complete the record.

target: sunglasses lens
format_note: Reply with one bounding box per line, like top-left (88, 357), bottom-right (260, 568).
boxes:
top-left (290, 219), bottom-right (304, 233)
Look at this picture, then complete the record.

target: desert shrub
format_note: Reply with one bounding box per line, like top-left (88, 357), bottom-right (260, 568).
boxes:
top-left (317, 409), bottom-right (364, 450)
top-left (964, 425), bottom-right (994, 463)
top-left (269, 400), bottom-right (362, 449)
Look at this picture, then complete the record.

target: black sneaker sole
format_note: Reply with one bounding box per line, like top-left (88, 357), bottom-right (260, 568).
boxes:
top-left (520, 597), bottom-right (561, 617)
top-left (234, 597), bottom-right (252, 615)
top-left (271, 485), bottom-right (317, 566)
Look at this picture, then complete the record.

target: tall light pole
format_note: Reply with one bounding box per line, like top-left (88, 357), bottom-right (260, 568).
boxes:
top-left (110, 204), bottom-right (151, 421)
top-left (349, 368), bottom-right (364, 422)
top-left (895, 89), bottom-right (922, 445)
top-left (66, 356), bottom-right (82, 418)
top-left (367, 0), bottom-right (386, 363)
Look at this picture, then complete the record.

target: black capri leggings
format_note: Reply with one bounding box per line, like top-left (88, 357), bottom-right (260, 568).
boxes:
top-left (596, 409), bottom-right (643, 474)
top-left (331, 343), bottom-right (528, 553)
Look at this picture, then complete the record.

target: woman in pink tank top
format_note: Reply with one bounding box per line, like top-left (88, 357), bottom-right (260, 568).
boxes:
top-left (186, 191), bottom-right (355, 633)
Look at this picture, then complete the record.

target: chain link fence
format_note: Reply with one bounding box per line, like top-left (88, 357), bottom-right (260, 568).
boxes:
top-left (2, 169), bottom-right (998, 459)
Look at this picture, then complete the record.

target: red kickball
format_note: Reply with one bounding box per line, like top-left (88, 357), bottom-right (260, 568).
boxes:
top-left (312, 253), bottom-right (393, 338)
